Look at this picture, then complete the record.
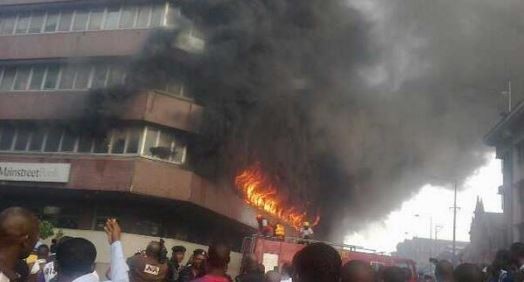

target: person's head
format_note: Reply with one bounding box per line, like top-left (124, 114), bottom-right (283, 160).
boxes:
top-left (510, 242), bottom-right (524, 266)
top-left (492, 249), bottom-right (512, 274)
top-left (0, 207), bottom-right (40, 261)
top-left (207, 243), bottom-right (231, 273)
top-left (172, 245), bottom-right (186, 263)
top-left (192, 249), bottom-right (207, 269)
top-left (241, 254), bottom-right (259, 273)
top-left (281, 262), bottom-right (293, 278)
top-left (382, 266), bottom-right (407, 282)
top-left (265, 270), bottom-right (281, 282)
top-left (146, 239), bottom-right (167, 263)
top-left (292, 243), bottom-right (341, 282)
top-left (51, 239), bottom-right (57, 244)
top-left (453, 263), bottom-right (482, 282)
top-left (341, 260), bottom-right (374, 282)
top-left (55, 238), bottom-right (97, 279)
top-left (435, 260), bottom-right (454, 282)
top-left (36, 244), bottom-right (50, 259)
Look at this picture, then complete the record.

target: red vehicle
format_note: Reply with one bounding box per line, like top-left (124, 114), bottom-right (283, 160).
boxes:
top-left (241, 235), bottom-right (417, 282)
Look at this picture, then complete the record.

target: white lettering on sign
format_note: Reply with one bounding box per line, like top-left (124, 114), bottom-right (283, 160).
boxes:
top-left (144, 264), bottom-right (160, 275)
top-left (0, 163), bottom-right (71, 183)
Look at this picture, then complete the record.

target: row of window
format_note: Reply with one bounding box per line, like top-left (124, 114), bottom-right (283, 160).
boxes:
top-left (0, 64), bottom-right (126, 91)
top-left (0, 125), bottom-right (187, 164)
top-left (0, 3), bottom-right (170, 35)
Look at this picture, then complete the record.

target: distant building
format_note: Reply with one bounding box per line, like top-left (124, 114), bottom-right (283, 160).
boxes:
top-left (396, 237), bottom-right (468, 274)
top-left (463, 197), bottom-right (507, 264)
top-left (484, 101), bottom-right (524, 243)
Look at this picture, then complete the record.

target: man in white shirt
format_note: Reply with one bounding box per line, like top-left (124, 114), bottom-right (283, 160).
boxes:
top-left (0, 207), bottom-right (40, 282)
top-left (54, 218), bottom-right (128, 282)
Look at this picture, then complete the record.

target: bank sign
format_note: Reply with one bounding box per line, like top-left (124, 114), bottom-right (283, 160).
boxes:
top-left (0, 162), bottom-right (71, 183)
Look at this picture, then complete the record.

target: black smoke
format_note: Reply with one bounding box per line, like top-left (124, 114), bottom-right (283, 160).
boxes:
top-left (94, 0), bottom-right (524, 240)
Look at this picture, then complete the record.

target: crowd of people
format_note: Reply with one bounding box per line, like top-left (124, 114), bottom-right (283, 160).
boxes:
top-left (5, 206), bottom-right (524, 282)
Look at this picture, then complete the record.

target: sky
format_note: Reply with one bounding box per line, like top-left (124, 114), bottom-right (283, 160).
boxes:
top-left (344, 153), bottom-right (502, 253)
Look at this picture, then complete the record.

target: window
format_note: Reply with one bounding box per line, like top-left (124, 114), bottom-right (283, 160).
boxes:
top-left (29, 66), bottom-right (45, 90)
top-left (77, 135), bottom-right (93, 153)
top-left (0, 16), bottom-right (16, 34)
top-left (107, 66), bottom-right (124, 86)
top-left (44, 12), bottom-right (59, 32)
top-left (126, 128), bottom-right (140, 153)
top-left (29, 128), bottom-right (45, 151)
top-left (143, 127), bottom-right (159, 157)
top-left (13, 66), bottom-right (31, 90)
top-left (104, 7), bottom-right (120, 29)
top-left (28, 12), bottom-right (44, 33)
top-left (142, 126), bottom-right (187, 163)
top-left (74, 66), bottom-right (92, 89)
top-left (60, 130), bottom-right (76, 152)
top-left (93, 136), bottom-right (109, 153)
top-left (91, 65), bottom-right (108, 88)
top-left (136, 6), bottom-right (151, 28)
top-left (0, 125), bottom-right (15, 150)
top-left (59, 66), bottom-right (76, 89)
top-left (120, 6), bottom-right (136, 28)
top-left (14, 127), bottom-right (31, 151)
top-left (15, 12), bottom-right (30, 34)
top-left (72, 10), bottom-right (89, 31)
top-left (44, 128), bottom-right (62, 152)
top-left (111, 129), bottom-right (126, 154)
top-left (58, 11), bottom-right (73, 31)
top-left (0, 67), bottom-right (16, 91)
top-left (43, 65), bottom-right (59, 89)
top-left (88, 8), bottom-right (104, 30)
top-left (150, 5), bottom-right (165, 27)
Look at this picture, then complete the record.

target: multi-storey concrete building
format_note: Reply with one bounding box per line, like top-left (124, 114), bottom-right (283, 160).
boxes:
top-left (485, 101), bottom-right (524, 243)
top-left (0, 0), bottom-right (262, 250)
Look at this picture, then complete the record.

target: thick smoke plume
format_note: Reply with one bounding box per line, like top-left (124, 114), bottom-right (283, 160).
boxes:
top-left (94, 0), bottom-right (524, 239)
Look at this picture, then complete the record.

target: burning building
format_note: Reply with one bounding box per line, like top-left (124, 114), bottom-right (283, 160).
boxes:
top-left (0, 0), bottom-right (315, 250)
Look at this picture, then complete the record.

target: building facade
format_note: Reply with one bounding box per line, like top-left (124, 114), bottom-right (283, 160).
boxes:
top-left (463, 197), bottom-right (507, 264)
top-left (485, 101), bottom-right (524, 244)
top-left (0, 0), bottom-right (273, 250)
top-left (395, 237), bottom-right (468, 274)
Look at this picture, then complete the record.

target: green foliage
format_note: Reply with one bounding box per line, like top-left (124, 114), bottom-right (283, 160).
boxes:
top-left (39, 220), bottom-right (55, 240)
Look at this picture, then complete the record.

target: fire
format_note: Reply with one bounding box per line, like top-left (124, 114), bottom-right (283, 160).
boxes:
top-left (234, 164), bottom-right (319, 230)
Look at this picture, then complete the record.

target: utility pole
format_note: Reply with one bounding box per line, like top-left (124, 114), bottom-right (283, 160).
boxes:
top-left (452, 181), bottom-right (457, 262)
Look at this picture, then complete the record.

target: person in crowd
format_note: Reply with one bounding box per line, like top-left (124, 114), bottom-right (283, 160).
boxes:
top-left (292, 243), bottom-right (341, 282)
top-left (27, 244), bottom-right (50, 282)
top-left (178, 249), bottom-right (206, 282)
top-left (49, 240), bottom-right (58, 255)
top-left (167, 246), bottom-right (186, 282)
top-left (55, 218), bottom-right (128, 282)
top-left (434, 260), bottom-right (454, 282)
top-left (14, 260), bottom-right (29, 282)
top-left (279, 263), bottom-right (292, 282)
top-left (381, 266), bottom-right (407, 282)
top-left (193, 243), bottom-right (231, 282)
top-left (341, 260), bottom-right (374, 282)
top-left (298, 222), bottom-right (313, 240)
top-left (264, 271), bottom-right (280, 282)
top-left (490, 249), bottom-right (513, 282)
top-left (127, 240), bottom-right (168, 282)
top-left (42, 237), bottom-right (73, 282)
top-left (453, 263), bottom-right (482, 282)
top-left (235, 255), bottom-right (264, 282)
top-left (0, 207), bottom-right (40, 282)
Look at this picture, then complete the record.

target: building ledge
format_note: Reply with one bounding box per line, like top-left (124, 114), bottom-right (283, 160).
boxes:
top-left (0, 89), bottom-right (203, 133)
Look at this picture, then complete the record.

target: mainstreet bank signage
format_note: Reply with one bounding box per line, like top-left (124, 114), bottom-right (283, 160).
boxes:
top-left (0, 162), bottom-right (71, 183)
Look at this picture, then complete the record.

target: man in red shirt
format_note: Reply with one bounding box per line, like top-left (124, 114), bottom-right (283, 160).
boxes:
top-left (193, 244), bottom-right (231, 282)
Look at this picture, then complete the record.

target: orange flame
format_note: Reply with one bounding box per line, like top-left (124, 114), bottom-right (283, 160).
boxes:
top-left (234, 164), bottom-right (319, 230)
